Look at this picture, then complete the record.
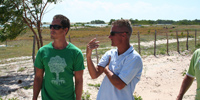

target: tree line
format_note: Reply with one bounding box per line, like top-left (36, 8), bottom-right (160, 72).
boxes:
top-left (108, 19), bottom-right (200, 25)
top-left (83, 19), bottom-right (200, 25)
top-left (72, 19), bottom-right (200, 25)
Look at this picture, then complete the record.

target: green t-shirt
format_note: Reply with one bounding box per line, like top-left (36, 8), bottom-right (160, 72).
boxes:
top-left (187, 49), bottom-right (200, 100)
top-left (34, 42), bottom-right (85, 100)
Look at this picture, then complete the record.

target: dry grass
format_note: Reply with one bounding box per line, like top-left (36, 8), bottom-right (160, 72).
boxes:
top-left (0, 25), bottom-right (200, 60)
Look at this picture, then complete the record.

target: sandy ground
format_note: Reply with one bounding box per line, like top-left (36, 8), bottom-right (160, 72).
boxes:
top-left (0, 38), bottom-right (197, 100)
top-left (135, 52), bottom-right (196, 100)
top-left (0, 51), bottom-right (196, 100)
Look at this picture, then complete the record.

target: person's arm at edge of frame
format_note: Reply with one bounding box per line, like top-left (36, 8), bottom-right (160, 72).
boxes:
top-left (104, 66), bottom-right (126, 90)
top-left (86, 38), bottom-right (104, 79)
top-left (33, 67), bottom-right (44, 100)
top-left (176, 75), bottom-right (194, 100)
top-left (74, 70), bottom-right (84, 100)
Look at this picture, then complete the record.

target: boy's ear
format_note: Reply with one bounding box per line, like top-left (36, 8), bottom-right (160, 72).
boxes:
top-left (65, 28), bottom-right (69, 32)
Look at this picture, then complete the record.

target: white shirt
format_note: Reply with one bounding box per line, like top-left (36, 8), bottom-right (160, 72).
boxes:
top-left (97, 46), bottom-right (143, 100)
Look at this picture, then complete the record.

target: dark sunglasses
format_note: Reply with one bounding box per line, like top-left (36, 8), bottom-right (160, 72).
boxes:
top-left (110, 31), bottom-right (128, 36)
top-left (50, 25), bottom-right (64, 30)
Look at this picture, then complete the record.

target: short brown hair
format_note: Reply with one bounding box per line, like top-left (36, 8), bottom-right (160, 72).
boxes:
top-left (112, 19), bottom-right (132, 37)
top-left (53, 14), bottom-right (70, 34)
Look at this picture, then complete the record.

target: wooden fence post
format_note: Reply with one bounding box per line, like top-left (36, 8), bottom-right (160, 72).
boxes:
top-left (96, 35), bottom-right (99, 64)
top-left (166, 32), bottom-right (169, 55)
top-left (186, 30), bottom-right (189, 50)
top-left (195, 29), bottom-right (197, 46)
top-left (6, 41), bottom-right (7, 47)
top-left (154, 30), bottom-right (156, 56)
top-left (137, 31), bottom-right (141, 54)
top-left (176, 30), bottom-right (180, 54)
top-left (69, 35), bottom-right (71, 42)
top-left (32, 35), bottom-right (36, 74)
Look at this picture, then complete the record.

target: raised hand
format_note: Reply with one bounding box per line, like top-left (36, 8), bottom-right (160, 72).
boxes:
top-left (86, 38), bottom-right (100, 58)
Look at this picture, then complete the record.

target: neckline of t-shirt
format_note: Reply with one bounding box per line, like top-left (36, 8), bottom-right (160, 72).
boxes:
top-left (50, 42), bottom-right (71, 51)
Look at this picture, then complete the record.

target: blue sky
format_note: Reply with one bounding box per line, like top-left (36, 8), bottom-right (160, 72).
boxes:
top-left (42, 0), bottom-right (200, 23)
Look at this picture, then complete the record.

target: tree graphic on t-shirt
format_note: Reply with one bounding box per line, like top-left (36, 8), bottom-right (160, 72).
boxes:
top-left (48, 55), bottom-right (67, 85)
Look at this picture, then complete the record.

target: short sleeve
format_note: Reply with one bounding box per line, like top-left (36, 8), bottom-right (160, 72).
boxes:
top-left (98, 51), bottom-right (111, 68)
top-left (187, 50), bottom-right (200, 78)
top-left (74, 52), bottom-right (85, 71)
top-left (118, 55), bottom-right (143, 84)
top-left (34, 50), bottom-right (44, 69)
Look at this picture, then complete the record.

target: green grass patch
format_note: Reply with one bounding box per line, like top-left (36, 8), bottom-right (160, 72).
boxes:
top-left (0, 97), bottom-right (19, 100)
top-left (17, 67), bottom-right (25, 72)
top-left (134, 94), bottom-right (143, 100)
top-left (82, 90), bottom-right (91, 100)
top-left (181, 69), bottom-right (187, 76)
top-left (88, 83), bottom-right (101, 88)
top-left (23, 85), bottom-right (33, 90)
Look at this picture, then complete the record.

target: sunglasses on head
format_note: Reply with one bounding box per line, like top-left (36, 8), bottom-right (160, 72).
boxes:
top-left (110, 31), bottom-right (128, 36)
top-left (50, 25), bottom-right (64, 30)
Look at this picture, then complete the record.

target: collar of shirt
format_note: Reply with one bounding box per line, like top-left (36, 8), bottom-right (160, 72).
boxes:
top-left (115, 46), bottom-right (134, 57)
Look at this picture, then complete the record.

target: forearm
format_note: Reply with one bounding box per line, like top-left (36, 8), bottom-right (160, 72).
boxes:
top-left (87, 56), bottom-right (102, 79)
top-left (86, 38), bottom-right (103, 79)
top-left (75, 78), bottom-right (83, 100)
top-left (177, 75), bottom-right (194, 100)
top-left (104, 67), bottom-right (126, 90)
top-left (33, 77), bottom-right (43, 100)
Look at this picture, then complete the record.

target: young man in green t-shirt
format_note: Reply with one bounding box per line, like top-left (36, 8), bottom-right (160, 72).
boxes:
top-left (33, 14), bottom-right (85, 100)
top-left (177, 49), bottom-right (200, 100)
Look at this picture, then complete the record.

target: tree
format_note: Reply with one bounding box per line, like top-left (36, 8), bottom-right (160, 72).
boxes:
top-left (90, 20), bottom-right (105, 24)
top-left (0, 0), bottom-right (61, 50)
top-left (108, 19), bottom-right (115, 25)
